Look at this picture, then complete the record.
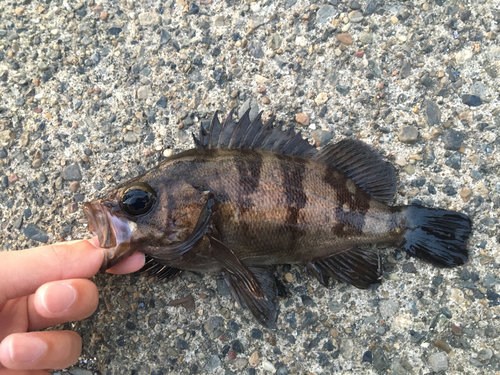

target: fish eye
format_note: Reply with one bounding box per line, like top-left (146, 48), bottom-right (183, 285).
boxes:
top-left (120, 183), bottom-right (157, 216)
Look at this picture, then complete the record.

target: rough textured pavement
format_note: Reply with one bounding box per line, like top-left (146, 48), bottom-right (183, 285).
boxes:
top-left (1, 0), bottom-right (500, 374)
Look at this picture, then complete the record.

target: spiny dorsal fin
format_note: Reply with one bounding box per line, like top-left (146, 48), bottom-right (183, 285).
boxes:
top-left (195, 110), bottom-right (316, 158)
top-left (314, 139), bottom-right (397, 203)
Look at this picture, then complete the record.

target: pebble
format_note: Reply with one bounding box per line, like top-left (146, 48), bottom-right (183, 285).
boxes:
top-left (442, 130), bottom-right (463, 150)
top-left (284, 273), bottom-right (294, 283)
top-left (348, 11), bottom-right (363, 23)
top-left (314, 92), bottom-right (328, 106)
top-left (205, 354), bottom-right (221, 372)
top-left (337, 33), bottom-right (353, 45)
top-left (262, 97), bottom-right (270, 105)
top-left (425, 100), bottom-right (441, 125)
top-left (23, 224), bottom-right (49, 243)
top-left (358, 31), bottom-right (373, 44)
top-left (316, 5), bottom-right (337, 24)
top-left (428, 352), bottom-right (448, 372)
top-left (295, 113), bottom-right (310, 126)
top-left (124, 133), bottom-right (138, 143)
top-left (249, 351), bottom-right (259, 367)
top-left (62, 163), bottom-right (82, 181)
top-left (398, 126), bottom-right (419, 144)
top-left (462, 94), bottom-right (482, 107)
top-left (433, 339), bottom-right (452, 353)
top-left (32, 159), bottom-right (42, 168)
top-left (460, 187), bottom-right (472, 202)
top-left (137, 85), bottom-right (152, 99)
top-left (395, 156), bottom-right (406, 167)
top-left (69, 181), bottom-right (80, 192)
top-left (262, 360), bottom-right (276, 373)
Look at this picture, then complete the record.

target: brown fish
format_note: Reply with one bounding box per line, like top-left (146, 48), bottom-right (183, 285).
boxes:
top-left (83, 110), bottom-right (472, 328)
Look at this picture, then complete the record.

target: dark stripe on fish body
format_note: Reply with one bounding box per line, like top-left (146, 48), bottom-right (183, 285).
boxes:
top-left (322, 166), bottom-right (370, 238)
top-left (234, 150), bottom-right (263, 213)
top-left (276, 154), bottom-right (307, 244)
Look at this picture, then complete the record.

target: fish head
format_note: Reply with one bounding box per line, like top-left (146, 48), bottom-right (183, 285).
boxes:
top-left (84, 176), bottom-right (197, 272)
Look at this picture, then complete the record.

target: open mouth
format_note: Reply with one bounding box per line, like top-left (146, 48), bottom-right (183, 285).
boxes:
top-left (83, 201), bottom-right (137, 272)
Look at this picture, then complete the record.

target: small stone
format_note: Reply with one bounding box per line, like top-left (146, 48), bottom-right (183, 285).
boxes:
top-left (443, 130), bottom-right (463, 150)
top-left (156, 96), bottom-right (168, 108)
top-left (204, 316), bottom-right (224, 339)
top-left (314, 92), bottom-right (328, 106)
top-left (284, 273), bottom-right (294, 283)
top-left (395, 156), bottom-right (406, 167)
top-left (23, 224), bottom-right (49, 243)
top-left (14, 7), bottom-right (25, 16)
top-left (373, 348), bottom-right (390, 372)
top-left (19, 132), bottom-right (30, 147)
top-left (137, 85), bottom-right (152, 99)
top-left (0, 130), bottom-right (15, 147)
top-left (249, 351), bottom-right (259, 367)
top-left (358, 31), bottom-right (373, 44)
top-left (262, 360), bottom-right (276, 373)
top-left (348, 11), bottom-right (363, 23)
top-left (267, 33), bottom-right (282, 50)
top-left (316, 5), bottom-right (337, 25)
top-left (32, 159), bottom-right (42, 168)
top-left (391, 16), bottom-right (399, 24)
top-left (139, 12), bottom-right (160, 26)
top-left (337, 33), bottom-right (353, 45)
top-left (262, 97), bottom-right (270, 105)
top-left (100, 11), bottom-right (109, 20)
top-left (462, 94), bottom-right (482, 107)
top-left (188, 3), bottom-right (199, 15)
top-left (425, 100), bottom-right (441, 125)
top-left (160, 29), bottom-right (172, 44)
top-left (62, 163), bottom-right (82, 181)
top-left (0, 147), bottom-right (7, 159)
top-left (205, 355), bottom-right (221, 372)
top-left (69, 181), bottom-right (80, 192)
top-left (434, 339), bottom-right (451, 353)
top-left (295, 113), bottom-right (310, 126)
top-left (364, 0), bottom-right (378, 15)
top-left (124, 133), bottom-right (138, 143)
top-left (336, 84), bottom-right (350, 95)
top-left (398, 126), bottom-right (419, 144)
top-left (460, 187), bottom-right (472, 202)
top-left (428, 352), bottom-right (448, 372)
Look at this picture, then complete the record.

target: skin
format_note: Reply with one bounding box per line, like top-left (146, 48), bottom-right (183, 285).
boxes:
top-left (0, 238), bottom-right (145, 374)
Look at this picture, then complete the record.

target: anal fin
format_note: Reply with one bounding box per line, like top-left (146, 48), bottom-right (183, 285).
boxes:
top-left (208, 236), bottom-right (279, 329)
top-left (307, 247), bottom-right (381, 289)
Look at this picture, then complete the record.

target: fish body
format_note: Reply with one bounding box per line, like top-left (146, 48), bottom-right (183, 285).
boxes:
top-left (84, 110), bottom-right (472, 328)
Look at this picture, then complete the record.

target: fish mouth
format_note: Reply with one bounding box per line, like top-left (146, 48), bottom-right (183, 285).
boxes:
top-left (83, 201), bottom-right (137, 272)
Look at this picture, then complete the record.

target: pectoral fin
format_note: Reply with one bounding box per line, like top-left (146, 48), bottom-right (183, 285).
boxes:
top-left (307, 247), bottom-right (381, 289)
top-left (140, 255), bottom-right (183, 281)
top-left (151, 194), bottom-right (215, 264)
top-left (208, 236), bottom-right (279, 329)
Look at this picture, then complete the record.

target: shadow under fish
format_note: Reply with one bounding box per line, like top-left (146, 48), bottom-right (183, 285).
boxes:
top-left (83, 109), bottom-right (472, 328)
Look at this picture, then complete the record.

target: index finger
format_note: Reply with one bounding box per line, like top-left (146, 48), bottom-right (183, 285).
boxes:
top-left (0, 240), bottom-right (104, 306)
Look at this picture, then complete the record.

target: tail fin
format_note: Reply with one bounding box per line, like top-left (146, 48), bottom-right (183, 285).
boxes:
top-left (402, 205), bottom-right (472, 267)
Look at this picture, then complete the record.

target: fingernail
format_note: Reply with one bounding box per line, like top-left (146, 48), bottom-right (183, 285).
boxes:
top-left (42, 283), bottom-right (77, 314)
top-left (9, 336), bottom-right (47, 363)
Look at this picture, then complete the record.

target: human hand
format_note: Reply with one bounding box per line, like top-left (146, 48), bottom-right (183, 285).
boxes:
top-left (0, 238), bottom-right (145, 374)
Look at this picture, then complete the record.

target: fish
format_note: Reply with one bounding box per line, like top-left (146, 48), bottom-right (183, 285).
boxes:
top-left (83, 109), bottom-right (472, 328)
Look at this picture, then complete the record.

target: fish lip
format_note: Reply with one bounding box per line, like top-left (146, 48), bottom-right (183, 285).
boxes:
top-left (83, 202), bottom-right (137, 272)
